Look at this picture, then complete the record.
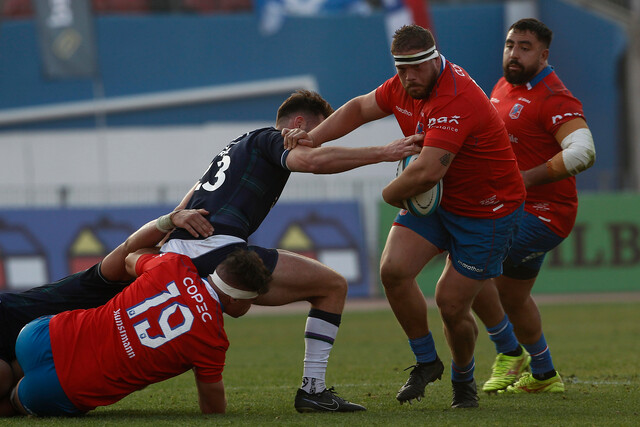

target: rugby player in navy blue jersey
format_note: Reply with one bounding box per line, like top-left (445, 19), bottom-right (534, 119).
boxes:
top-left (161, 89), bottom-right (422, 413)
top-left (0, 208), bottom-right (213, 415)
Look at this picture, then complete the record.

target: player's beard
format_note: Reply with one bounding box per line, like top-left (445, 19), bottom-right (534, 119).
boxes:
top-left (404, 80), bottom-right (436, 100)
top-left (503, 60), bottom-right (538, 85)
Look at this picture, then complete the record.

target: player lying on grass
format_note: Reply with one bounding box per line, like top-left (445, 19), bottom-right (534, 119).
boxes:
top-left (161, 89), bottom-right (422, 412)
top-left (4, 246), bottom-right (271, 417)
top-left (0, 208), bottom-right (213, 415)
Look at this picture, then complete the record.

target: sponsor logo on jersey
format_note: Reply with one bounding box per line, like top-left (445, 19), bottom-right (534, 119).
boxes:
top-left (509, 103), bottom-right (524, 119)
top-left (532, 202), bottom-right (551, 212)
top-left (451, 64), bottom-right (466, 77)
top-left (517, 97), bottom-right (531, 104)
top-left (428, 115), bottom-right (461, 132)
top-left (479, 195), bottom-right (499, 206)
top-left (395, 106), bottom-right (413, 116)
top-left (181, 276), bottom-right (213, 323)
top-left (551, 112), bottom-right (583, 125)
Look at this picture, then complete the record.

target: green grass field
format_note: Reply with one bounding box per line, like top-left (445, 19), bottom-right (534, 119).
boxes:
top-left (5, 299), bottom-right (639, 426)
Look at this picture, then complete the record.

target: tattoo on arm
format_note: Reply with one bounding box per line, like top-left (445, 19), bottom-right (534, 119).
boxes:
top-left (439, 153), bottom-right (452, 167)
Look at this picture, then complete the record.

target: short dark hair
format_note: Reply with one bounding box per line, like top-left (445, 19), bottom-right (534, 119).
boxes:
top-left (275, 89), bottom-right (334, 126)
top-left (217, 249), bottom-right (272, 295)
top-left (509, 18), bottom-right (553, 48)
top-left (391, 24), bottom-right (436, 55)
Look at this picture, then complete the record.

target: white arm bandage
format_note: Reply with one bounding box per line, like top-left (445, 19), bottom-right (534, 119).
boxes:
top-left (560, 128), bottom-right (596, 175)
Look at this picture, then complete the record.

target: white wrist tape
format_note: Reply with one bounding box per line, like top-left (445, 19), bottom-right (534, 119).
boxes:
top-left (560, 128), bottom-right (596, 175)
top-left (209, 270), bottom-right (258, 300)
top-left (155, 213), bottom-right (175, 233)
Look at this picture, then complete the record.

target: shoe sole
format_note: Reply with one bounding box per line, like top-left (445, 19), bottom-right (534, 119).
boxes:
top-left (451, 401), bottom-right (479, 409)
top-left (499, 381), bottom-right (565, 394)
top-left (295, 406), bottom-right (366, 413)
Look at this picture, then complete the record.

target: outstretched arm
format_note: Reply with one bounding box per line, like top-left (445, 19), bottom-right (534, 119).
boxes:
top-left (283, 90), bottom-right (388, 149)
top-left (101, 209), bottom-right (213, 282)
top-left (285, 134), bottom-right (422, 174)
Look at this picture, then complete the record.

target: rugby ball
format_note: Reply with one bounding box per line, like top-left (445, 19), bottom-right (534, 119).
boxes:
top-left (396, 154), bottom-right (443, 217)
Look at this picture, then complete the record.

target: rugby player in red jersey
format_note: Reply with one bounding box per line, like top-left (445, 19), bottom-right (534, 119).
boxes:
top-left (284, 25), bottom-right (526, 408)
top-left (472, 18), bottom-right (595, 395)
top-left (7, 248), bottom-right (270, 417)
top-left (0, 208), bottom-right (213, 415)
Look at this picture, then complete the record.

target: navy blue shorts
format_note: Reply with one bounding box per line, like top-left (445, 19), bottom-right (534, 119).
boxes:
top-left (163, 238), bottom-right (279, 277)
top-left (16, 316), bottom-right (84, 417)
top-left (394, 204), bottom-right (524, 280)
top-left (504, 211), bottom-right (565, 274)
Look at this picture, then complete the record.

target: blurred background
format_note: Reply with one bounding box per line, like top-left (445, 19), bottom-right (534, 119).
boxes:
top-left (0, 0), bottom-right (638, 297)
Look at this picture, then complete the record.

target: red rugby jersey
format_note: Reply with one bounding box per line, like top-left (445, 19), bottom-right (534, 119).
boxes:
top-left (376, 57), bottom-right (525, 218)
top-left (490, 66), bottom-right (585, 237)
top-left (49, 253), bottom-right (228, 411)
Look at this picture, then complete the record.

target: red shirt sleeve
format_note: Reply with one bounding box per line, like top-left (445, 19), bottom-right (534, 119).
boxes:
top-left (540, 91), bottom-right (585, 136)
top-left (135, 253), bottom-right (179, 277)
top-left (375, 78), bottom-right (396, 115)
top-left (193, 348), bottom-right (226, 383)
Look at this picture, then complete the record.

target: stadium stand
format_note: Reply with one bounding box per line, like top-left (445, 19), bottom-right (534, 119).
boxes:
top-left (1, 0), bottom-right (253, 18)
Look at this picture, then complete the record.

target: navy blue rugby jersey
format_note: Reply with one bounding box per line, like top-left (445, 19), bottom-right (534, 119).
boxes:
top-left (170, 127), bottom-right (291, 241)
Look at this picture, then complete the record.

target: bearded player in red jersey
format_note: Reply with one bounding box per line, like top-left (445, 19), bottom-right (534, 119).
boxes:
top-left (472, 18), bottom-right (595, 394)
top-left (284, 24), bottom-right (526, 409)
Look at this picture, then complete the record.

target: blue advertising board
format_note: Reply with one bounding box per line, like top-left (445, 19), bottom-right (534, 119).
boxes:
top-left (0, 202), bottom-right (370, 297)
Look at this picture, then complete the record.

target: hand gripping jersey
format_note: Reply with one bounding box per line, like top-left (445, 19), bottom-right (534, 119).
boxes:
top-left (490, 66), bottom-right (585, 237)
top-left (48, 253), bottom-right (228, 412)
top-left (168, 127), bottom-right (291, 241)
top-left (376, 57), bottom-right (525, 218)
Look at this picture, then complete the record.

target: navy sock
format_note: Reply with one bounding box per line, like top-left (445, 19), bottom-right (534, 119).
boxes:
top-left (523, 333), bottom-right (555, 376)
top-left (451, 357), bottom-right (475, 383)
top-left (409, 332), bottom-right (438, 364)
top-left (486, 314), bottom-right (519, 354)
